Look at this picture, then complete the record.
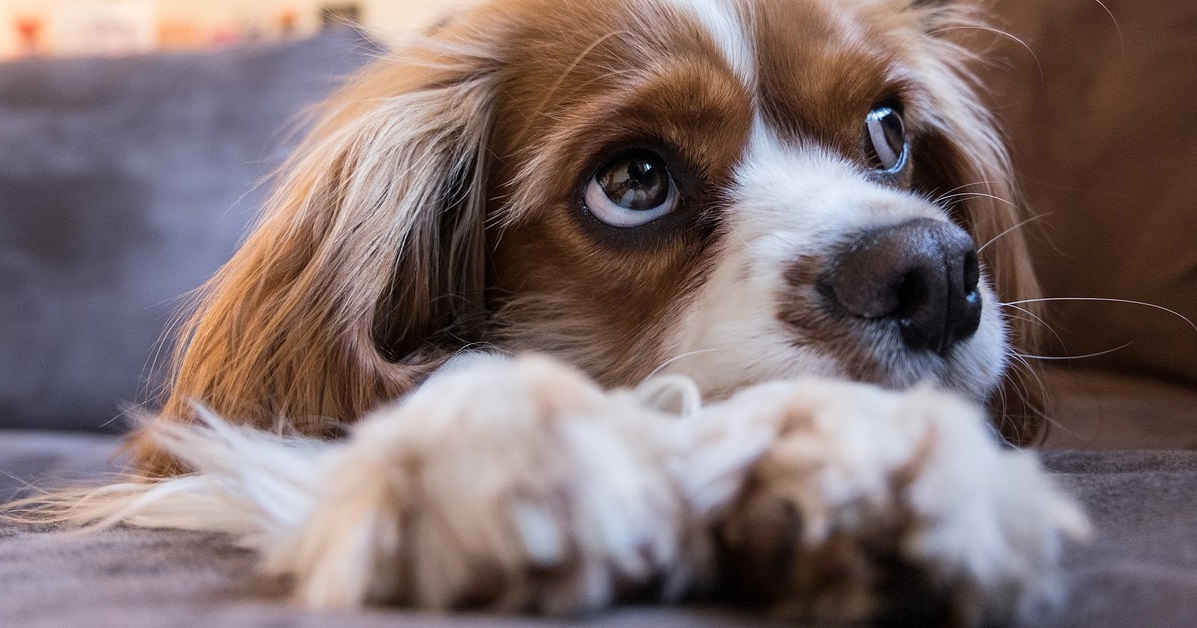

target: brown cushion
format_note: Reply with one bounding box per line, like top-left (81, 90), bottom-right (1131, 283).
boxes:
top-left (1042, 368), bottom-right (1197, 449)
top-left (982, 0), bottom-right (1197, 385)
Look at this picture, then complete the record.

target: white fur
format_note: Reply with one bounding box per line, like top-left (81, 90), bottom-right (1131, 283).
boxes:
top-left (687, 378), bottom-right (1089, 622)
top-left (663, 0), bottom-right (756, 86)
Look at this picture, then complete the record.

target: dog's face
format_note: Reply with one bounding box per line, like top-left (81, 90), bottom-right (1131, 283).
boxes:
top-left (155, 0), bottom-right (1044, 470)
top-left (482, 0), bottom-right (1014, 401)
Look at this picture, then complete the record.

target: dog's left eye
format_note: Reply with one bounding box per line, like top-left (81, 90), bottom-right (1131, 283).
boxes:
top-left (864, 107), bottom-right (907, 173)
top-left (584, 150), bottom-right (679, 228)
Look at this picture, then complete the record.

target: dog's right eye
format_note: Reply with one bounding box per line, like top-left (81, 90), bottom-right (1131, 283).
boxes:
top-left (864, 107), bottom-right (908, 173)
top-left (584, 150), bottom-right (679, 228)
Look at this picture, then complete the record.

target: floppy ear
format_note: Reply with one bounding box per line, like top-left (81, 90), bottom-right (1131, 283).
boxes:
top-left (136, 30), bottom-right (501, 472)
top-left (899, 0), bottom-right (967, 34)
top-left (903, 11), bottom-right (1049, 445)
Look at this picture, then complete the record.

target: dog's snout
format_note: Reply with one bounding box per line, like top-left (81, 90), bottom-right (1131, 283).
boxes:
top-left (821, 218), bottom-right (982, 356)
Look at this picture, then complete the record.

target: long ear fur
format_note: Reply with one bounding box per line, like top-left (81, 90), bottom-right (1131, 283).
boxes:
top-left (901, 4), bottom-right (1048, 445)
top-left (136, 28), bottom-right (501, 473)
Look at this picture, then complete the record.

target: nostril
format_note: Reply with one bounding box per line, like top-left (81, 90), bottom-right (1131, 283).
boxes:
top-left (963, 250), bottom-right (980, 294)
top-left (894, 267), bottom-right (931, 344)
top-left (894, 268), bottom-right (930, 319)
top-left (821, 218), bottom-right (984, 356)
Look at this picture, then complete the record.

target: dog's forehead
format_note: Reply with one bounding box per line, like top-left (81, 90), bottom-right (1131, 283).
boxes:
top-left (493, 0), bottom-right (906, 150)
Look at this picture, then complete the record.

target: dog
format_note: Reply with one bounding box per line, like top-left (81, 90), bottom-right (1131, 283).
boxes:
top-left (23, 0), bottom-right (1089, 625)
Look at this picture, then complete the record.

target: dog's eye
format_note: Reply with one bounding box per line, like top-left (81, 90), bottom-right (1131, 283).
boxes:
top-left (584, 151), bottom-right (679, 228)
top-left (864, 107), bottom-right (907, 173)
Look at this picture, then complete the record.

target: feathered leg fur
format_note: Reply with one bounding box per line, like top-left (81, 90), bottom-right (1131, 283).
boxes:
top-left (10, 355), bottom-right (1088, 625)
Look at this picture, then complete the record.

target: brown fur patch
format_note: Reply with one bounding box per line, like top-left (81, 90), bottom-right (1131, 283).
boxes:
top-left (753, 0), bottom-right (901, 152)
top-left (485, 0), bottom-right (753, 383)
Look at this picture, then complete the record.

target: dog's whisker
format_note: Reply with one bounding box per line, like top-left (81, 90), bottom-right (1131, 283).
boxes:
top-left (645, 349), bottom-right (721, 381)
top-left (999, 351), bottom-right (1057, 444)
top-left (1000, 303), bottom-right (1050, 328)
top-left (1007, 352), bottom-right (1070, 437)
top-left (1091, 0), bottom-right (1126, 58)
top-left (936, 190), bottom-right (1021, 212)
top-left (1000, 297), bottom-right (1197, 333)
top-left (1014, 342), bottom-right (1134, 362)
top-left (929, 25), bottom-right (1044, 84)
top-left (977, 214), bottom-right (1047, 254)
top-left (1000, 303), bottom-right (1067, 349)
top-left (929, 180), bottom-right (1001, 206)
top-left (512, 30), bottom-right (628, 143)
top-left (934, 180), bottom-right (1000, 197)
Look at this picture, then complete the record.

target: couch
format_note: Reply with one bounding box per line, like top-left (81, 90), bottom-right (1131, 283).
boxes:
top-left (2, 1), bottom-right (1195, 626)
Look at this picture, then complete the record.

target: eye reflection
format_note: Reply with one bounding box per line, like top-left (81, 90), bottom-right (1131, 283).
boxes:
top-left (584, 150), bottom-right (679, 228)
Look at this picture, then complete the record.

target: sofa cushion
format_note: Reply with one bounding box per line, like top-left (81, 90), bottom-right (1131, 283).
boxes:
top-left (0, 32), bottom-right (373, 431)
top-left (1042, 368), bottom-right (1197, 449)
top-left (984, 0), bottom-right (1197, 385)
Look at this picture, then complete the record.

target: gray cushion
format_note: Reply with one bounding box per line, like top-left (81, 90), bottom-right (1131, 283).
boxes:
top-left (2, 433), bottom-right (1195, 628)
top-left (0, 31), bottom-right (372, 432)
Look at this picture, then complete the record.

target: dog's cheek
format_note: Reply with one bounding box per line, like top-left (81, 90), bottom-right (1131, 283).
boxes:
top-left (488, 209), bottom-right (716, 384)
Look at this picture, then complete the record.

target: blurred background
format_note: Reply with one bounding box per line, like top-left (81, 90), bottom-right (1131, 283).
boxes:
top-left (0, 0), bottom-right (453, 58)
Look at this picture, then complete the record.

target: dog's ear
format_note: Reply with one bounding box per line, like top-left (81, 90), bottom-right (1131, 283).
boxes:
top-left (898, 0), bottom-right (967, 34)
top-left (138, 28), bottom-right (501, 471)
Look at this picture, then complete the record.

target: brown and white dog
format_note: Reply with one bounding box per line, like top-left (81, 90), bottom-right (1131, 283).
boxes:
top-left (36, 0), bottom-right (1089, 625)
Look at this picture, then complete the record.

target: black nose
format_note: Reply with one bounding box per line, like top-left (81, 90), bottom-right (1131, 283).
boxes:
top-left (821, 218), bottom-right (983, 355)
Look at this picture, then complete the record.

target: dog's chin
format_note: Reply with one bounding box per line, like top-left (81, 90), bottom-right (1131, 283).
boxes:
top-left (664, 331), bottom-right (1006, 406)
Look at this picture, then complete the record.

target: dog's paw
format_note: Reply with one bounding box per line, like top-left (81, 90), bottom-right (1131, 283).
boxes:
top-left (694, 380), bottom-right (1089, 627)
top-left (265, 354), bottom-right (695, 614)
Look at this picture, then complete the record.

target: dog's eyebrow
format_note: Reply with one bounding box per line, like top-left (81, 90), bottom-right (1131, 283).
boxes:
top-left (661, 0), bottom-right (758, 88)
top-left (541, 59), bottom-right (752, 165)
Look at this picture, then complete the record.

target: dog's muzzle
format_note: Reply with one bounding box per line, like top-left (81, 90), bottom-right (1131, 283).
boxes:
top-left (821, 218), bottom-right (983, 356)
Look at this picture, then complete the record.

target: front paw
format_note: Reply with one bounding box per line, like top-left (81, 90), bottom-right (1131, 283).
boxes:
top-left (701, 380), bottom-right (1089, 626)
top-left (266, 355), bottom-right (695, 614)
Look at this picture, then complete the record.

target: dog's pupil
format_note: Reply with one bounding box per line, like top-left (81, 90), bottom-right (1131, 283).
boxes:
top-left (865, 107), bottom-right (906, 172)
top-left (600, 156), bottom-right (668, 211)
top-left (879, 112), bottom-right (903, 154)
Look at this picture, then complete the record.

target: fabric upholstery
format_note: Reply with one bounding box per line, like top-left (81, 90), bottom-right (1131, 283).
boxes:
top-left (0, 31), bottom-right (373, 432)
top-left (1042, 369), bottom-right (1197, 449)
top-left (983, 0), bottom-right (1197, 386)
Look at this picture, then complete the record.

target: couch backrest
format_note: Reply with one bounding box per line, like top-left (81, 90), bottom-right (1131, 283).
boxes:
top-left (0, 31), bottom-right (373, 431)
top-left (983, 0), bottom-right (1197, 386)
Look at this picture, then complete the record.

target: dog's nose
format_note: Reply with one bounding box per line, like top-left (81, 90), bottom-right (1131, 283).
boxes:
top-left (821, 218), bottom-right (982, 355)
